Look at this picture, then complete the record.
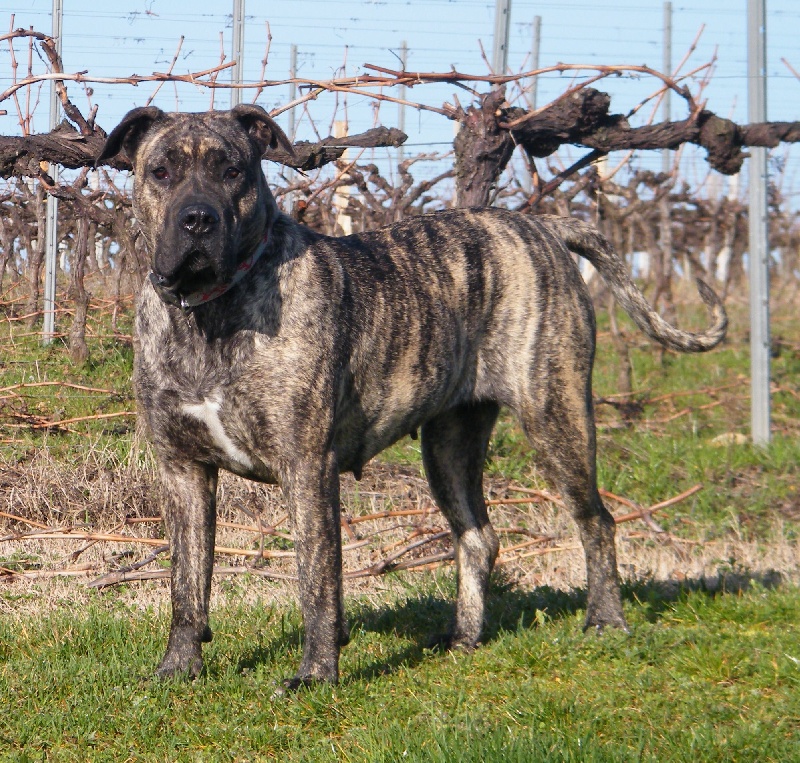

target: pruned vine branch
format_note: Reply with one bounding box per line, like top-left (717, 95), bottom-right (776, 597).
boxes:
top-left (0, 115), bottom-right (410, 177)
top-left (2, 25), bottom-right (799, 184)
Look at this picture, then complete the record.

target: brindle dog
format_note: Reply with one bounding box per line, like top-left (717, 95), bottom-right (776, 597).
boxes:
top-left (98, 105), bottom-right (726, 691)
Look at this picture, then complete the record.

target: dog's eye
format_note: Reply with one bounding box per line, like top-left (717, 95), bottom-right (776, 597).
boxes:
top-left (224, 167), bottom-right (241, 180)
top-left (152, 167), bottom-right (170, 181)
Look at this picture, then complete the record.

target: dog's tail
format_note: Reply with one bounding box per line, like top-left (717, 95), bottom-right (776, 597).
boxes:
top-left (542, 215), bottom-right (727, 353)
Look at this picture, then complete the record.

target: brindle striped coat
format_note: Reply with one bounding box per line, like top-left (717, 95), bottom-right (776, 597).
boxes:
top-left (98, 106), bottom-right (726, 690)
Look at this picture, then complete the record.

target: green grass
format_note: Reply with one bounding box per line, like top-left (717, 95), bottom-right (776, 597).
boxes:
top-left (0, 310), bottom-right (136, 465)
top-left (1, 576), bottom-right (799, 761)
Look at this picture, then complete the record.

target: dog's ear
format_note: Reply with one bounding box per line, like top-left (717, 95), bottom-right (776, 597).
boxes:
top-left (231, 103), bottom-right (295, 158)
top-left (96, 106), bottom-right (166, 166)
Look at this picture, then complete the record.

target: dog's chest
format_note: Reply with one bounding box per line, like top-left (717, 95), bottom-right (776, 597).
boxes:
top-left (135, 315), bottom-right (281, 480)
top-left (149, 375), bottom-right (277, 481)
top-left (180, 393), bottom-right (255, 471)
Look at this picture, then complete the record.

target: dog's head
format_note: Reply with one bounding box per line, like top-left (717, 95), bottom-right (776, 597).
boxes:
top-left (98, 105), bottom-right (292, 305)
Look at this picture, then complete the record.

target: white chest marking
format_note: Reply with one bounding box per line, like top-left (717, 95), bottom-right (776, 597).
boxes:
top-left (182, 395), bottom-right (253, 469)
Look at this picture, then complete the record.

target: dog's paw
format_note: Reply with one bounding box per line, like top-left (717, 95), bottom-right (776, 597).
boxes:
top-left (582, 617), bottom-right (631, 636)
top-left (154, 640), bottom-right (205, 681)
top-left (426, 632), bottom-right (478, 653)
top-left (270, 675), bottom-right (330, 700)
top-left (154, 653), bottom-right (204, 681)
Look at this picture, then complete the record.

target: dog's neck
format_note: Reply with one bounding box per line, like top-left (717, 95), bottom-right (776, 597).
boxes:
top-left (149, 229), bottom-right (271, 313)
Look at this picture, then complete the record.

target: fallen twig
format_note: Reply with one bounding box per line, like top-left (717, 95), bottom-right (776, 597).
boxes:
top-left (3, 531), bottom-right (166, 547)
top-left (649, 401), bottom-right (723, 425)
top-left (91, 566), bottom-right (299, 585)
top-left (0, 510), bottom-right (50, 530)
top-left (645, 380), bottom-right (745, 404)
top-left (498, 536), bottom-right (556, 556)
top-left (498, 543), bottom-right (583, 564)
top-left (87, 544), bottom-right (168, 588)
top-left (613, 484), bottom-right (703, 523)
top-left (357, 531), bottom-right (450, 576)
top-left (486, 496), bottom-right (552, 507)
top-left (0, 483), bottom-right (707, 589)
top-left (30, 411), bottom-right (136, 429)
top-left (0, 381), bottom-right (116, 395)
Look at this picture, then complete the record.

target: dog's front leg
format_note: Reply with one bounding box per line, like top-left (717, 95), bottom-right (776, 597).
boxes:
top-left (156, 459), bottom-right (218, 680)
top-left (281, 450), bottom-right (348, 690)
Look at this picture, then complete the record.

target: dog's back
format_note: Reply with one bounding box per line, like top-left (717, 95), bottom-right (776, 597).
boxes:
top-left (297, 208), bottom-right (595, 471)
top-left (288, 207), bottom-right (725, 476)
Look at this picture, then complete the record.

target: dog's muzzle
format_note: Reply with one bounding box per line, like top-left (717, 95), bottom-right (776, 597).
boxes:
top-left (149, 231), bottom-right (271, 312)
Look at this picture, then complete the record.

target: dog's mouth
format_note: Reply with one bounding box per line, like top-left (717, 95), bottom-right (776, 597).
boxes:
top-left (153, 250), bottom-right (219, 297)
top-left (149, 231), bottom-right (270, 311)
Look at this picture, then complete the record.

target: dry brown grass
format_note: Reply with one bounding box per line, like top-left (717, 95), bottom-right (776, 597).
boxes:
top-left (2, 439), bottom-right (798, 622)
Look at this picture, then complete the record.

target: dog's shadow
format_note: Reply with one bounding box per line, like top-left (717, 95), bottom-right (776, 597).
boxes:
top-left (341, 582), bottom-right (588, 684)
top-left (234, 569), bottom-right (784, 683)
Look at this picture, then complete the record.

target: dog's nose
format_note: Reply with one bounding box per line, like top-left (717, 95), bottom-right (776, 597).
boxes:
top-left (180, 204), bottom-right (220, 237)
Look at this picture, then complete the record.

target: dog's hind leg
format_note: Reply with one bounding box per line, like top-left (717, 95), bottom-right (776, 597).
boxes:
top-left (516, 380), bottom-right (627, 633)
top-left (156, 460), bottom-right (218, 680)
top-left (421, 402), bottom-right (501, 650)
